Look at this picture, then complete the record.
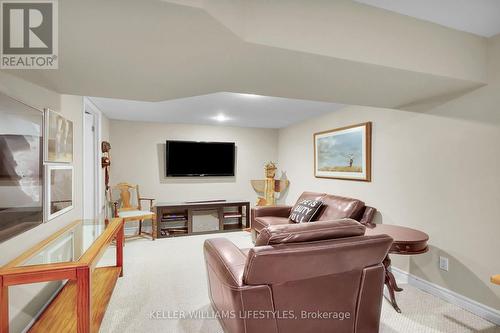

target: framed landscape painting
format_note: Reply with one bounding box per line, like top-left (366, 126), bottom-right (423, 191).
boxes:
top-left (45, 109), bottom-right (73, 163)
top-left (314, 122), bottom-right (372, 181)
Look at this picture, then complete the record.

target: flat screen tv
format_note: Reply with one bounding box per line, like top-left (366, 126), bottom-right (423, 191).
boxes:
top-left (166, 140), bottom-right (235, 177)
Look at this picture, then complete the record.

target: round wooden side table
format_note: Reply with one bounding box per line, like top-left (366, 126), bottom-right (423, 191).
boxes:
top-left (365, 224), bottom-right (429, 313)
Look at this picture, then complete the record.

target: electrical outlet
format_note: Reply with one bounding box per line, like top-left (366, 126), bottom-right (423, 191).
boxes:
top-left (439, 256), bottom-right (449, 271)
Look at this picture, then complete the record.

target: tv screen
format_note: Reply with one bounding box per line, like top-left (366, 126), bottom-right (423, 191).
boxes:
top-left (166, 141), bottom-right (235, 177)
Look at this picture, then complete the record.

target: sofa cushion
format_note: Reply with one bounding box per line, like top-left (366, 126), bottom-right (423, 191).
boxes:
top-left (316, 194), bottom-right (365, 221)
top-left (291, 192), bottom-right (327, 214)
top-left (253, 216), bottom-right (290, 233)
top-left (289, 199), bottom-right (323, 223)
top-left (255, 218), bottom-right (365, 246)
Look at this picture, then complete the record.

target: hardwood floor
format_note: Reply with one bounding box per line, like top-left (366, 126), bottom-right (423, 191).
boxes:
top-left (29, 267), bottom-right (121, 333)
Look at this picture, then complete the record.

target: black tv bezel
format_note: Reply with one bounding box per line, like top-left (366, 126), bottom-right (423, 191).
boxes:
top-left (165, 140), bottom-right (236, 177)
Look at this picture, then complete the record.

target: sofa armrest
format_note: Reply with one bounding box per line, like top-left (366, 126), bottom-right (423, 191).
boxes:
top-left (252, 205), bottom-right (292, 218)
top-left (203, 238), bottom-right (247, 287)
top-left (360, 206), bottom-right (377, 226)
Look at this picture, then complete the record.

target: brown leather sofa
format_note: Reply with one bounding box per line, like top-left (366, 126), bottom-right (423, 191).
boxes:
top-left (251, 191), bottom-right (377, 241)
top-left (204, 219), bottom-right (393, 333)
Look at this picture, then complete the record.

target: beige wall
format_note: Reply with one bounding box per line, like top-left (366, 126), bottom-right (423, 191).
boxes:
top-left (278, 35), bottom-right (500, 310)
top-left (109, 120), bottom-right (279, 205)
top-left (0, 72), bottom-right (84, 332)
top-left (101, 112), bottom-right (110, 142)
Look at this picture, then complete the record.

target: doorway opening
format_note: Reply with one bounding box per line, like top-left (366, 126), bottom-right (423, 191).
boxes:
top-left (83, 99), bottom-right (101, 220)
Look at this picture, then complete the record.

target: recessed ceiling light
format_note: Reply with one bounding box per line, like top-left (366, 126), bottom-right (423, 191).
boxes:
top-left (238, 93), bottom-right (264, 99)
top-left (213, 114), bottom-right (229, 122)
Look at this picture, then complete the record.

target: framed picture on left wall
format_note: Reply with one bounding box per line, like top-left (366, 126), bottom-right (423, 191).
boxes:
top-left (45, 165), bottom-right (74, 221)
top-left (44, 109), bottom-right (73, 163)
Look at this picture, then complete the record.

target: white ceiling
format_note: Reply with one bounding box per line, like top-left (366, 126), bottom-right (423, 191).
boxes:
top-left (354, 0), bottom-right (500, 37)
top-left (90, 92), bottom-right (345, 129)
top-left (5, 0), bottom-right (486, 109)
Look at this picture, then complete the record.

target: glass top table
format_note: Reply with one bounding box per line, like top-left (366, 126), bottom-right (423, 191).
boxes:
top-left (20, 218), bottom-right (111, 267)
top-left (0, 217), bottom-right (125, 333)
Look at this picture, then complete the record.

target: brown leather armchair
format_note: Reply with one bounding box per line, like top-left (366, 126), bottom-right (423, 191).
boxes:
top-left (204, 219), bottom-right (393, 333)
top-left (251, 191), bottom-right (378, 242)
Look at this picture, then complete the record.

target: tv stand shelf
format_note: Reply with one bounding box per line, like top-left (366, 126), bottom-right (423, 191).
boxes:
top-left (155, 200), bottom-right (250, 238)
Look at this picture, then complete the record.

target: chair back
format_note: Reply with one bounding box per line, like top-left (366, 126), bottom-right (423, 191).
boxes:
top-left (243, 230), bottom-right (392, 333)
top-left (110, 183), bottom-right (142, 214)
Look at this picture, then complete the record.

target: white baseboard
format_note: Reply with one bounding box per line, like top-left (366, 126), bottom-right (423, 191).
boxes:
top-left (390, 266), bottom-right (409, 285)
top-left (391, 267), bottom-right (500, 326)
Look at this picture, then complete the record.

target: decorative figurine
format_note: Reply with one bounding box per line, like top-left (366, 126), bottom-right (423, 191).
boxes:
top-left (251, 162), bottom-right (289, 206)
top-left (101, 141), bottom-right (111, 221)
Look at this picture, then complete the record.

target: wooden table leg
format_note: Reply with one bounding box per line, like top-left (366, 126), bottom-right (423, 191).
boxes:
top-left (117, 224), bottom-right (124, 277)
top-left (76, 267), bottom-right (91, 333)
top-left (218, 208), bottom-right (224, 231)
top-left (383, 255), bottom-right (403, 313)
top-left (0, 276), bottom-right (8, 333)
top-left (152, 215), bottom-right (157, 240)
top-left (187, 209), bottom-right (193, 234)
top-left (245, 203), bottom-right (250, 228)
top-left (238, 205), bottom-right (243, 227)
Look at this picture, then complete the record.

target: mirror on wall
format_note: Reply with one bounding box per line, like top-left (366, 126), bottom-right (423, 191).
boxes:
top-left (0, 92), bottom-right (44, 243)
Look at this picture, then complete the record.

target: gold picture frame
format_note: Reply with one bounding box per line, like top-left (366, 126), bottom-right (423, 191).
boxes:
top-left (314, 122), bottom-right (372, 182)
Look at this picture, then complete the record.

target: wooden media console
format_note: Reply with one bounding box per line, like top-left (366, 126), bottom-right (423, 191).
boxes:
top-left (155, 200), bottom-right (250, 238)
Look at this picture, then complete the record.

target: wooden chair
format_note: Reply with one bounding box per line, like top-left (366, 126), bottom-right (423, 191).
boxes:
top-left (110, 182), bottom-right (157, 240)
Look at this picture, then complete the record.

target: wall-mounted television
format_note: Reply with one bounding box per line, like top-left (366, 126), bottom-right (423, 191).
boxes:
top-left (166, 140), bottom-right (235, 177)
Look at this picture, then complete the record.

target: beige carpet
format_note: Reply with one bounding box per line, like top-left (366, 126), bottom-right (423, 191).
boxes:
top-left (99, 232), bottom-right (499, 333)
